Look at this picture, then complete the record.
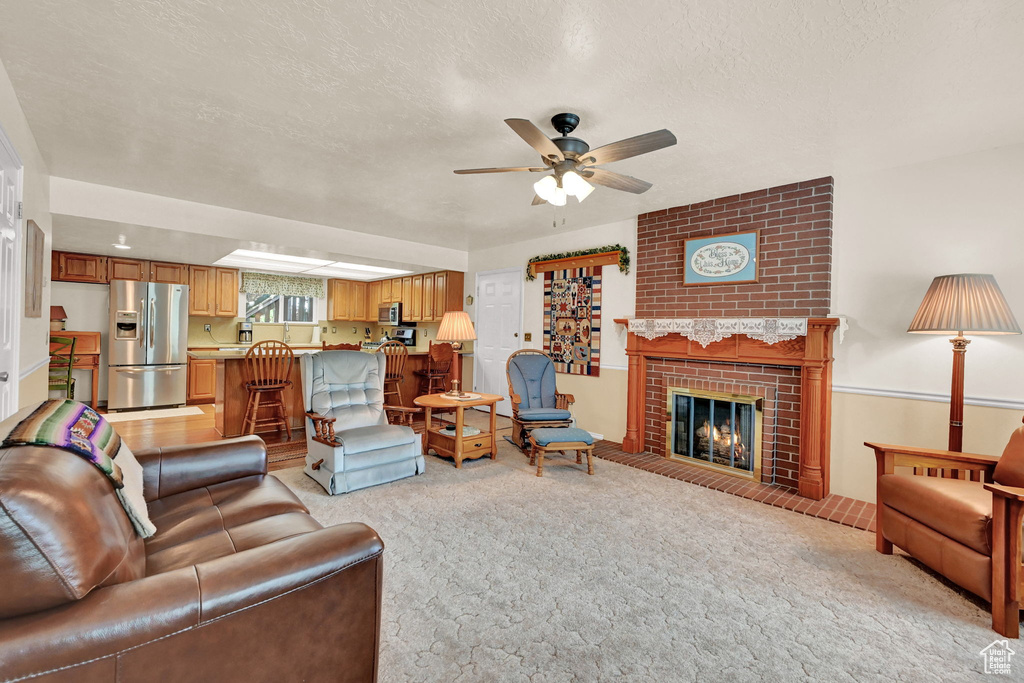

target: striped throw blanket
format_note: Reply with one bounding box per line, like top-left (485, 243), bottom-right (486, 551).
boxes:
top-left (2, 400), bottom-right (155, 537)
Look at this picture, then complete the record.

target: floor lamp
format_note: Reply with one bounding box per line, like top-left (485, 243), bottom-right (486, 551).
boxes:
top-left (908, 273), bottom-right (1021, 451)
top-left (437, 311), bottom-right (477, 397)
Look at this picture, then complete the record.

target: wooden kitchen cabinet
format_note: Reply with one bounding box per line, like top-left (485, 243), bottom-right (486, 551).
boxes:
top-left (328, 279), bottom-right (373, 321)
top-left (188, 266), bottom-right (215, 316)
top-left (187, 358), bottom-right (217, 404)
top-left (408, 275), bottom-right (424, 321)
top-left (432, 270), bottom-right (464, 321)
top-left (380, 279), bottom-right (393, 304)
top-left (422, 273), bottom-right (435, 321)
top-left (150, 261), bottom-right (189, 284)
top-left (368, 281), bottom-right (381, 311)
top-left (214, 268), bottom-right (239, 317)
top-left (328, 279), bottom-right (352, 321)
top-left (52, 251), bottom-right (108, 284)
top-left (350, 281), bottom-right (368, 321)
top-left (107, 257), bottom-right (149, 282)
top-left (401, 277), bottom-right (413, 310)
top-left (188, 266), bottom-right (238, 317)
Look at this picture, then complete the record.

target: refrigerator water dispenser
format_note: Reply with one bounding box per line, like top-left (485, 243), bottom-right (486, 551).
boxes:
top-left (114, 311), bottom-right (139, 340)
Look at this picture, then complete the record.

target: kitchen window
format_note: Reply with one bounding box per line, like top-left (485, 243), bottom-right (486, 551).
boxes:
top-left (245, 293), bottom-right (315, 323)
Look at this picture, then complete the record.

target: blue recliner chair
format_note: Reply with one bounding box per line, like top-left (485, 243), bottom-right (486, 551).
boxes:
top-left (505, 349), bottom-right (575, 450)
top-left (301, 350), bottom-right (425, 494)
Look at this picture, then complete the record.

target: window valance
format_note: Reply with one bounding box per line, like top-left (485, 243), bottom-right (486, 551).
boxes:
top-left (240, 272), bottom-right (325, 298)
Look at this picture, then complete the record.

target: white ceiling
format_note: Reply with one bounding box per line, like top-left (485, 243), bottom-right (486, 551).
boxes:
top-left (2, 0), bottom-right (1023, 252)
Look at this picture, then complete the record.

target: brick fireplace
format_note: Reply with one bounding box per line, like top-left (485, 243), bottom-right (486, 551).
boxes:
top-left (622, 177), bottom-right (838, 500)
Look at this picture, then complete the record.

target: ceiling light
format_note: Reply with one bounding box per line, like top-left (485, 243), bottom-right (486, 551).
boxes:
top-left (548, 186), bottom-right (567, 207)
top-left (533, 175), bottom-right (558, 202)
top-left (303, 267), bottom-right (380, 280)
top-left (226, 249), bottom-right (332, 267)
top-left (327, 262), bottom-right (412, 275)
top-left (112, 235), bottom-right (131, 250)
top-left (561, 171), bottom-right (595, 202)
top-left (212, 248), bottom-right (414, 278)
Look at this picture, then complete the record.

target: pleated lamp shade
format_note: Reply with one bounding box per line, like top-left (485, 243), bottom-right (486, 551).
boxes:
top-left (437, 311), bottom-right (477, 342)
top-left (908, 274), bottom-right (1021, 336)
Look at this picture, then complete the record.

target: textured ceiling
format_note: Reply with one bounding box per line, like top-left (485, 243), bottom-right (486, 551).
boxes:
top-left (2, 0), bottom-right (1023, 251)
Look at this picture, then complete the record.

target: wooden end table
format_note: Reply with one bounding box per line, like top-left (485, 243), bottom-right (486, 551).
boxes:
top-left (413, 392), bottom-right (503, 468)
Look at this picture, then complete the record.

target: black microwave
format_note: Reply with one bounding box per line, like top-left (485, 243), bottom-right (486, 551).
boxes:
top-left (378, 303), bottom-right (402, 325)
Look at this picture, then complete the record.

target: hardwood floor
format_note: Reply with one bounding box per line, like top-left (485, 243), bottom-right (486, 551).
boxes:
top-left (113, 404), bottom-right (513, 473)
top-left (114, 404), bottom-right (305, 471)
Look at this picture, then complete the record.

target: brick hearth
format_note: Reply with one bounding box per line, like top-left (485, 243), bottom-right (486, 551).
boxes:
top-left (594, 441), bottom-right (875, 532)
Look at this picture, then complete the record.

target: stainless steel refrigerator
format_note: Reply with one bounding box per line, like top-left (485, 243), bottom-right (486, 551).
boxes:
top-left (107, 280), bottom-right (189, 411)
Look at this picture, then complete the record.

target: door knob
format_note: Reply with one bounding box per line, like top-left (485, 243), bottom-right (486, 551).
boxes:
top-left (0, 371), bottom-right (8, 382)
top-left (514, 333), bottom-right (518, 338)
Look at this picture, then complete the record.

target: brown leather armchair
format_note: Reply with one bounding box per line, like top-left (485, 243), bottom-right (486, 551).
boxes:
top-left (0, 408), bottom-right (383, 682)
top-left (867, 419), bottom-right (1024, 637)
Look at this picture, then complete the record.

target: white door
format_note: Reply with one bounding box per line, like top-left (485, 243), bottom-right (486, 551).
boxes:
top-left (0, 125), bottom-right (23, 420)
top-left (474, 268), bottom-right (522, 417)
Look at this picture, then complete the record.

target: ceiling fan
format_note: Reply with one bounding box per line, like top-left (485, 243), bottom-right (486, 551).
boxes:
top-left (454, 113), bottom-right (676, 206)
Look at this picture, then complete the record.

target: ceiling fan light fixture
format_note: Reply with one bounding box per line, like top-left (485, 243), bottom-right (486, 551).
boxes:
top-left (561, 171), bottom-right (595, 202)
top-left (533, 175), bottom-right (558, 202)
top-left (548, 186), bottom-right (568, 206)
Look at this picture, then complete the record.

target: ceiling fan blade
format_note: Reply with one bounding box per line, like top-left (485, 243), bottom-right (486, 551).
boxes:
top-left (582, 129), bottom-right (676, 166)
top-left (581, 168), bottom-right (653, 194)
top-left (531, 194), bottom-right (547, 206)
top-left (504, 119), bottom-right (564, 162)
top-left (453, 166), bottom-right (548, 174)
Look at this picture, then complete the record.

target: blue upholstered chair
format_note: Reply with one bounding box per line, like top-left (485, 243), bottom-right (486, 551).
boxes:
top-left (301, 350), bottom-right (425, 495)
top-left (505, 349), bottom-right (575, 450)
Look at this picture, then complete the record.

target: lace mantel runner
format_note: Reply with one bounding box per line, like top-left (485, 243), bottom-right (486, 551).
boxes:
top-left (627, 318), bottom-right (808, 347)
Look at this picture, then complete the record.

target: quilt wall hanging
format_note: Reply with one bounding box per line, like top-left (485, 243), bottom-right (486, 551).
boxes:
top-left (543, 267), bottom-right (601, 376)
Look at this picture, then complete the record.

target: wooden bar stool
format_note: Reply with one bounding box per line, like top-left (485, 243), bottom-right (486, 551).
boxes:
top-left (415, 341), bottom-right (453, 396)
top-left (242, 341), bottom-right (294, 439)
top-left (322, 341), bottom-right (362, 350)
top-left (377, 340), bottom-right (408, 407)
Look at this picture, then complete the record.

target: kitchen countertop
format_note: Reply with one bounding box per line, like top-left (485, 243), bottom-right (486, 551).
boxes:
top-left (187, 346), bottom-right (470, 359)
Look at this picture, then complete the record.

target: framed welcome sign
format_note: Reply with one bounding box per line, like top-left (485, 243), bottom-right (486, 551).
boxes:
top-left (683, 229), bottom-right (759, 286)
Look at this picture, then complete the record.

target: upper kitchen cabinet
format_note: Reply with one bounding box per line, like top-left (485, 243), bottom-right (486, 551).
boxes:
top-left (107, 257), bottom-right (149, 282)
top-left (189, 266), bottom-right (239, 317)
top-left (215, 268), bottom-right (239, 317)
top-left (349, 281), bottom-right (368, 321)
top-left (150, 261), bottom-right (189, 285)
top-left (52, 251), bottom-right (108, 284)
top-left (432, 270), bottom-right (463, 321)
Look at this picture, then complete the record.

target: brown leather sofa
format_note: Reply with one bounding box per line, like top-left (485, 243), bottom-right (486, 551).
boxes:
top-left (0, 408), bottom-right (383, 682)
top-left (867, 420), bottom-right (1024, 637)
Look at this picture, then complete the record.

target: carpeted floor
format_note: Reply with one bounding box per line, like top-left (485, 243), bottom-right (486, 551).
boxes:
top-left (275, 416), bottom-right (1008, 681)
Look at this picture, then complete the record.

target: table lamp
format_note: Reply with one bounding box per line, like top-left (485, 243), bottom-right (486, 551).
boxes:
top-left (908, 273), bottom-right (1021, 451)
top-left (436, 311), bottom-right (476, 397)
top-left (50, 306), bottom-right (68, 332)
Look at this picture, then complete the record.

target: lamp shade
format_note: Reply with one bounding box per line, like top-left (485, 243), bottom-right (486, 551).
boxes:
top-left (908, 273), bottom-right (1021, 335)
top-left (436, 311), bottom-right (477, 342)
top-left (49, 306), bottom-right (67, 321)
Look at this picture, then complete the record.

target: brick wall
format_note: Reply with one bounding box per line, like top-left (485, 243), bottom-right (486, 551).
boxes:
top-left (633, 177), bottom-right (834, 489)
top-left (645, 359), bottom-right (802, 489)
top-left (636, 177), bottom-right (833, 317)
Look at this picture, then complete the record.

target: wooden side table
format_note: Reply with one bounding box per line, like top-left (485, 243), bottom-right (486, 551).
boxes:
top-left (413, 392), bottom-right (503, 468)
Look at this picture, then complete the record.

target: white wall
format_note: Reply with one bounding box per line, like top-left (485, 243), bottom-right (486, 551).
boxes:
top-left (828, 143), bottom-right (1024, 501)
top-left (0, 57), bottom-right (51, 408)
top-left (466, 218), bottom-right (636, 441)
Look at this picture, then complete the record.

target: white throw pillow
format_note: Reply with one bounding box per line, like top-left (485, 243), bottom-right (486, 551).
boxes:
top-left (114, 442), bottom-right (157, 538)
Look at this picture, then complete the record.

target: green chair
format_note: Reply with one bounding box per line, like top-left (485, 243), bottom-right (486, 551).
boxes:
top-left (48, 335), bottom-right (77, 399)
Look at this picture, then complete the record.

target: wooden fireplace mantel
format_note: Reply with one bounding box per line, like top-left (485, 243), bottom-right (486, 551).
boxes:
top-left (615, 317), bottom-right (839, 500)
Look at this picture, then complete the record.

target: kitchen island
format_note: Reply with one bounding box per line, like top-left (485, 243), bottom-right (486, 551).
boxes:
top-left (188, 346), bottom-right (466, 437)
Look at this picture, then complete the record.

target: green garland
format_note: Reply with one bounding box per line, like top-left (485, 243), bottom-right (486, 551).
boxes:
top-left (526, 244), bottom-right (630, 281)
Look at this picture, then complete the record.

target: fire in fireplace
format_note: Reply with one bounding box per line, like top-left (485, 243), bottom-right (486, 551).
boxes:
top-left (667, 388), bottom-right (762, 479)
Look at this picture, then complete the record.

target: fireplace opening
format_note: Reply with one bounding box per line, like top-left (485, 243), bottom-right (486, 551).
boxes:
top-left (667, 387), bottom-right (763, 479)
